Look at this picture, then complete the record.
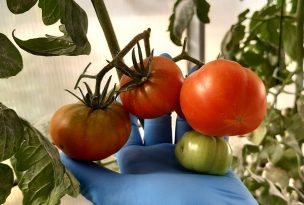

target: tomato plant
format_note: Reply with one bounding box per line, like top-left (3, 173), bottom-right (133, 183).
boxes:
top-left (175, 131), bottom-right (232, 175)
top-left (119, 56), bottom-right (184, 118)
top-left (50, 101), bottom-right (131, 161)
top-left (180, 59), bottom-right (267, 136)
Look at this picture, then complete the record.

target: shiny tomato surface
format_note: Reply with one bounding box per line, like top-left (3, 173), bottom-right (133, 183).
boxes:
top-left (50, 101), bottom-right (131, 161)
top-left (120, 56), bottom-right (184, 118)
top-left (180, 59), bottom-right (267, 136)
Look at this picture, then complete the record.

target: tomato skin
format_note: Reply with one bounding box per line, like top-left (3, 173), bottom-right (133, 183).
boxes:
top-left (49, 101), bottom-right (131, 161)
top-left (180, 59), bottom-right (267, 136)
top-left (175, 131), bottom-right (232, 175)
top-left (119, 56), bottom-right (184, 118)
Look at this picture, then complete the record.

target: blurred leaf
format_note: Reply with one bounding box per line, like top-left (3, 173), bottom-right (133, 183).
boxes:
top-left (38, 0), bottom-right (60, 25)
top-left (168, 0), bottom-right (210, 46)
top-left (0, 163), bottom-right (14, 204)
top-left (12, 26), bottom-right (91, 56)
top-left (243, 50), bottom-right (265, 67)
top-left (221, 23), bottom-right (245, 60)
top-left (0, 103), bottom-right (24, 162)
top-left (263, 163), bottom-right (289, 188)
top-left (297, 95), bottom-right (304, 120)
top-left (195, 0), bottom-right (210, 23)
top-left (275, 148), bottom-right (300, 178)
top-left (59, 0), bottom-right (89, 47)
top-left (285, 113), bottom-right (304, 142)
top-left (169, 0), bottom-right (195, 46)
top-left (283, 21), bottom-right (298, 61)
top-left (221, 9), bottom-right (249, 59)
top-left (249, 122), bottom-right (267, 145)
top-left (11, 120), bottom-right (79, 205)
top-left (0, 33), bottom-right (23, 78)
top-left (6, 0), bottom-right (38, 14)
top-left (260, 179), bottom-right (288, 205)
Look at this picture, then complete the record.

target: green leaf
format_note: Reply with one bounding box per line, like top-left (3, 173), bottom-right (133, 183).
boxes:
top-left (275, 148), bottom-right (300, 178)
top-left (11, 120), bottom-right (80, 205)
top-left (168, 0), bottom-right (195, 46)
top-left (12, 27), bottom-right (91, 56)
top-left (38, 0), bottom-right (60, 25)
top-left (59, 0), bottom-right (89, 47)
top-left (263, 163), bottom-right (289, 188)
top-left (6, 0), bottom-right (38, 14)
top-left (285, 113), bottom-right (304, 142)
top-left (0, 33), bottom-right (23, 78)
top-left (195, 0), bottom-right (210, 23)
top-left (238, 9), bottom-right (250, 22)
top-left (0, 103), bottom-right (24, 162)
top-left (249, 122), bottom-right (267, 145)
top-left (242, 50), bottom-right (265, 67)
top-left (221, 23), bottom-right (245, 59)
top-left (283, 22), bottom-right (298, 61)
top-left (0, 163), bottom-right (14, 204)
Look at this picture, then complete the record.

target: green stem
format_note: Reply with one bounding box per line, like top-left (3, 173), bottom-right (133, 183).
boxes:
top-left (93, 29), bottom-right (151, 97)
top-left (295, 0), bottom-right (304, 108)
top-left (91, 0), bottom-right (122, 78)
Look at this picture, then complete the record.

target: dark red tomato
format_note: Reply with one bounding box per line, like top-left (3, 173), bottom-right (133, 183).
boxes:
top-left (49, 101), bottom-right (131, 161)
top-left (119, 56), bottom-right (184, 118)
top-left (180, 59), bottom-right (267, 136)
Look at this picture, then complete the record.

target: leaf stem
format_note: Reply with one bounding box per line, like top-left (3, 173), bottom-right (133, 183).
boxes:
top-left (90, 0), bottom-right (122, 78)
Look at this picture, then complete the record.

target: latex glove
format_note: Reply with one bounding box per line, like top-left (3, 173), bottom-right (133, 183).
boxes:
top-left (61, 113), bottom-right (258, 205)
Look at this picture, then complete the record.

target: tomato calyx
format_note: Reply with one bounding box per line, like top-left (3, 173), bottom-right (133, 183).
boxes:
top-left (66, 75), bottom-right (116, 110)
top-left (116, 43), bottom-right (154, 93)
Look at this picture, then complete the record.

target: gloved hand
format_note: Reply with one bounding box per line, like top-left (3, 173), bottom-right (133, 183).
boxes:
top-left (61, 113), bottom-right (258, 205)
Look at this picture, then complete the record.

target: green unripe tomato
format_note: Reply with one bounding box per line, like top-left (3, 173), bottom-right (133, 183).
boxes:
top-left (175, 131), bottom-right (233, 175)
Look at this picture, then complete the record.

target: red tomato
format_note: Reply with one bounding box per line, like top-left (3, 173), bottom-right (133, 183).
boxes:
top-left (49, 101), bottom-right (131, 161)
top-left (180, 59), bottom-right (267, 136)
top-left (119, 56), bottom-right (184, 118)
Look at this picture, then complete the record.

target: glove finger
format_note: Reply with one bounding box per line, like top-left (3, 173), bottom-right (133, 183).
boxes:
top-left (143, 113), bottom-right (173, 146)
top-left (60, 153), bottom-right (117, 187)
top-left (174, 115), bottom-right (193, 143)
top-left (122, 113), bottom-right (144, 146)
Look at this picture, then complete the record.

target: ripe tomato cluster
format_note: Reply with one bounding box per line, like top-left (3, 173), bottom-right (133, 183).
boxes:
top-left (49, 56), bottom-right (267, 170)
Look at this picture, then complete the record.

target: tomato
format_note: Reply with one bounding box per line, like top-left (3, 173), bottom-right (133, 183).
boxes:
top-left (119, 56), bottom-right (184, 118)
top-left (49, 101), bottom-right (131, 161)
top-left (180, 59), bottom-right (267, 136)
top-left (175, 131), bottom-right (232, 175)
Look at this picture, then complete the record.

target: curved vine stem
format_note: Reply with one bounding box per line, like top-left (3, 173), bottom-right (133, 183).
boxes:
top-left (72, 28), bottom-right (151, 100)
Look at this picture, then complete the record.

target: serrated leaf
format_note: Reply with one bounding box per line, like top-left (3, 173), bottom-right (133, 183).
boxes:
top-left (195, 0), bottom-right (210, 23)
top-left (11, 120), bottom-right (79, 205)
top-left (169, 0), bottom-right (195, 46)
top-left (6, 0), bottom-right (38, 14)
top-left (59, 0), bottom-right (89, 47)
top-left (38, 0), bottom-right (60, 25)
top-left (0, 103), bottom-right (24, 162)
top-left (13, 29), bottom-right (91, 56)
top-left (0, 33), bottom-right (23, 78)
top-left (0, 163), bottom-right (14, 204)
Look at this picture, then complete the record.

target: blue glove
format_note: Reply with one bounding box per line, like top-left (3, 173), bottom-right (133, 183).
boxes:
top-left (61, 113), bottom-right (258, 205)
